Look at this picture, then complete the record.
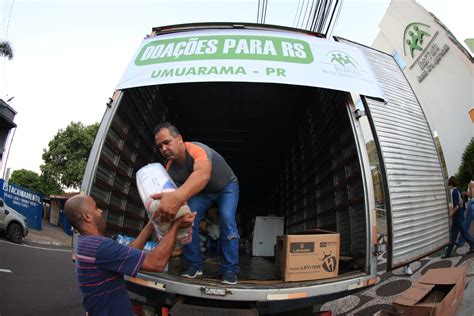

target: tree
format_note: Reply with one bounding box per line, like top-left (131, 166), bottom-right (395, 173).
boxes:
top-left (457, 137), bottom-right (474, 192)
top-left (9, 168), bottom-right (63, 196)
top-left (0, 41), bottom-right (13, 59)
top-left (41, 122), bottom-right (99, 190)
top-left (39, 171), bottom-right (63, 196)
top-left (10, 169), bottom-right (42, 192)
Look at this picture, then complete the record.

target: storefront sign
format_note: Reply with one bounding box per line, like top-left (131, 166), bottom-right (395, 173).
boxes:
top-left (1, 179), bottom-right (43, 230)
top-left (404, 22), bottom-right (449, 83)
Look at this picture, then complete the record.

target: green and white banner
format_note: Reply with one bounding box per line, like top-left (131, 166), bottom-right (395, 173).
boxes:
top-left (117, 29), bottom-right (383, 98)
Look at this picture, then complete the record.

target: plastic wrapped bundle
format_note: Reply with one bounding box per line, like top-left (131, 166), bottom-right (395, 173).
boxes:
top-left (136, 163), bottom-right (193, 245)
top-left (116, 234), bottom-right (135, 246)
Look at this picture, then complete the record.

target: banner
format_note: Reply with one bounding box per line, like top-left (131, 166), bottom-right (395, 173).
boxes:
top-left (1, 179), bottom-right (43, 230)
top-left (116, 29), bottom-right (384, 99)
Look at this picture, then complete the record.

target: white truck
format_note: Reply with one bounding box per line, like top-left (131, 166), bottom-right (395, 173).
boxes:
top-left (79, 23), bottom-right (450, 315)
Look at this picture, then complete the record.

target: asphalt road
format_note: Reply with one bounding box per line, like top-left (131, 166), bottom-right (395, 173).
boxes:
top-left (0, 237), bottom-right (85, 316)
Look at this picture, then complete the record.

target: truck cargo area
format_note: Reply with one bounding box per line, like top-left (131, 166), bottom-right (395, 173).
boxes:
top-left (91, 81), bottom-right (368, 287)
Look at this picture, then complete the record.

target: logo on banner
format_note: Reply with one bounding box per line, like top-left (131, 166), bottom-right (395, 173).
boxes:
top-left (323, 50), bottom-right (362, 79)
top-left (328, 51), bottom-right (359, 68)
top-left (403, 22), bottom-right (431, 58)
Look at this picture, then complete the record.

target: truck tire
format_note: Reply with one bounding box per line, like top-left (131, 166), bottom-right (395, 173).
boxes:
top-left (8, 222), bottom-right (23, 244)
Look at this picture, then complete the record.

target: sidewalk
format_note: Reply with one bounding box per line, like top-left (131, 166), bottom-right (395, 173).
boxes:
top-left (457, 279), bottom-right (474, 316)
top-left (24, 218), bottom-right (72, 247)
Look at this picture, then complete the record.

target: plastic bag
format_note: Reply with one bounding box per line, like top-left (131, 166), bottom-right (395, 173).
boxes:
top-left (136, 163), bottom-right (193, 245)
top-left (207, 223), bottom-right (220, 240)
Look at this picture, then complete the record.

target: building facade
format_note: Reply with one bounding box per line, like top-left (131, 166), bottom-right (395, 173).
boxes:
top-left (0, 99), bottom-right (17, 178)
top-left (372, 0), bottom-right (473, 176)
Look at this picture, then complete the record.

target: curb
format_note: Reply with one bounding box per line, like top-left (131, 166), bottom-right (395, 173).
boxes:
top-left (24, 238), bottom-right (71, 248)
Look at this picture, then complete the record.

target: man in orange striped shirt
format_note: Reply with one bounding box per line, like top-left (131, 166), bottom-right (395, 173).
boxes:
top-left (153, 122), bottom-right (240, 285)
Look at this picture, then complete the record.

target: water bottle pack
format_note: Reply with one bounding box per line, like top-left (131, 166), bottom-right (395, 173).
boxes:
top-left (143, 241), bottom-right (158, 252)
top-left (116, 234), bottom-right (135, 246)
top-left (116, 234), bottom-right (158, 251)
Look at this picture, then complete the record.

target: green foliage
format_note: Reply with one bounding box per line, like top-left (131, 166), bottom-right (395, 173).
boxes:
top-left (10, 169), bottom-right (42, 192)
top-left (9, 169), bottom-right (63, 196)
top-left (0, 40), bottom-right (13, 59)
top-left (457, 137), bottom-right (474, 192)
top-left (39, 172), bottom-right (63, 196)
top-left (40, 122), bottom-right (99, 190)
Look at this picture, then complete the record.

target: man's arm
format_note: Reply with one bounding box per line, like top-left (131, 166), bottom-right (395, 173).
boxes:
top-left (449, 205), bottom-right (460, 217)
top-left (141, 212), bottom-right (196, 272)
top-left (128, 221), bottom-right (154, 250)
top-left (175, 159), bottom-right (211, 203)
top-left (152, 160), bottom-right (211, 222)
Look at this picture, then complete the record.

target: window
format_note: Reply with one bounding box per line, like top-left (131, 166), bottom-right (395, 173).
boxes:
top-left (392, 50), bottom-right (406, 70)
top-left (355, 98), bottom-right (364, 111)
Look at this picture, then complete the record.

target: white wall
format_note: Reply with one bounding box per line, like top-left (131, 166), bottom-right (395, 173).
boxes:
top-left (373, 0), bottom-right (474, 176)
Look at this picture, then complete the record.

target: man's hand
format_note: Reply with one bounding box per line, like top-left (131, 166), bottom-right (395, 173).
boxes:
top-left (175, 212), bottom-right (196, 229)
top-left (449, 206), bottom-right (459, 217)
top-left (150, 191), bottom-right (184, 222)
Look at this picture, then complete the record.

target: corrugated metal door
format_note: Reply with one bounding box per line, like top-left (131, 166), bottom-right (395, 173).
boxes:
top-left (337, 37), bottom-right (450, 269)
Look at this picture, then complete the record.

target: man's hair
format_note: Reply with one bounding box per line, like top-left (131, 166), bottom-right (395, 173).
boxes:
top-left (153, 122), bottom-right (180, 137)
top-left (64, 195), bottom-right (89, 232)
top-left (448, 176), bottom-right (456, 187)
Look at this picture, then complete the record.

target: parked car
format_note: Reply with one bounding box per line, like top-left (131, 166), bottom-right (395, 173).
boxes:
top-left (0, 198), bottom-right (28, 243)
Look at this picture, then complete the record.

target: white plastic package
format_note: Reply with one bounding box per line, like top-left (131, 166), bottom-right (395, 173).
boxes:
top-left (136, 163), bottom-right (193, 245)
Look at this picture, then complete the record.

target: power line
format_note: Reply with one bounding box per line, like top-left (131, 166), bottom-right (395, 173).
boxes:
top-left (257, 0), bottom-right (260, 24)
top-left (315, 0), bottom-right (326, 32)
top-left (257, 0), bottom-right (268, 24)
top-left (262, 0), bottom-right (268, 24)
top-left (300, 0), bottom-right (311, 29)
top-left (310, 0), bottom-right (322, 32)
top-left (292, 0), bottom-right (302, 28)
top-left (296, 0), bottom-right (305, 29)
top-left (2, 0), bottom-right (14, 99)
top-left (321, 0), bottom-right (331, 33)
top-left (304, 0), bottom-right (313, 30)
top-left (5, 0), bottom-right (14, 39)
top-left (0, 0), bottom-right (9, 31)
top-left (327, 0), bottom-right (343, 39)
top-left (305, 0), bottom-right (316, 30)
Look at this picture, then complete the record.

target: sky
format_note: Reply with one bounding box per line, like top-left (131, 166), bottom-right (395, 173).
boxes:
top-left (0, 0), bottom-right (472, 175)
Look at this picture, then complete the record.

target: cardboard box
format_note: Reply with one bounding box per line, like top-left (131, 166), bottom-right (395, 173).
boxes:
top-left (275, 229), bottom-right (340, 282)
top-left (392, 266), bottom-right (466, 316)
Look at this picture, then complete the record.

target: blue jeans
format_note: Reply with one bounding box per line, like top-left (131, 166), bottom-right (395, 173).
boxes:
top-left (184, 181), bottom-right (240, 274)
top-left (447, 207), bottom-right (474, 256)
top-left (456, 201), bottom-right (473, 246)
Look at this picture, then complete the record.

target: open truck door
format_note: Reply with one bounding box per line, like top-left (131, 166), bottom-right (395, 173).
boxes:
top-left (336, 37), bottom-right (450, 270)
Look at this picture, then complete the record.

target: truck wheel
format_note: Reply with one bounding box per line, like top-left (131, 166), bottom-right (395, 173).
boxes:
top-left (8, 223), bottom-right (23, 244)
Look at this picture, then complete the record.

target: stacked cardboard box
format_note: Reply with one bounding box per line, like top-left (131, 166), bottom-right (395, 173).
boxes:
top-left (275, 229), bottom-right (340, 282)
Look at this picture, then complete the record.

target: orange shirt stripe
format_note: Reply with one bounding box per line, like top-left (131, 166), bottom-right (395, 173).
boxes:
top-left (185, 142), bottom-right (208, 161)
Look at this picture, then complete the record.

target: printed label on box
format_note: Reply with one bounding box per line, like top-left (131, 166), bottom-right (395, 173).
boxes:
top-left (290, 242), bottom-right (315, 253)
